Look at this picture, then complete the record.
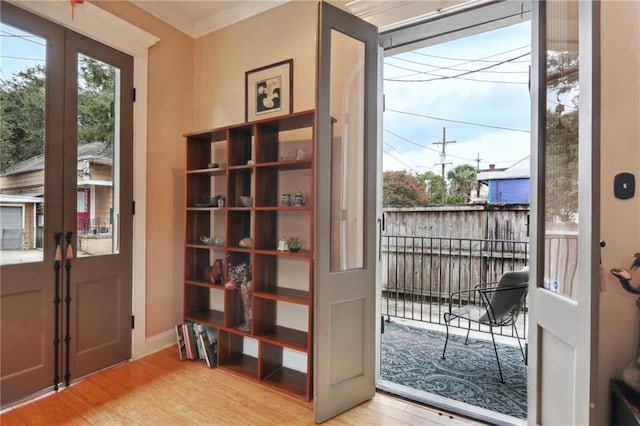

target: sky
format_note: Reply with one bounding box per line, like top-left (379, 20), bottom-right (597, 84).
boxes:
top-left (1, 18), bottom-right (531, 178)
top-left (0, 23), bottom-right (46, 80)
top-left (382, 20), bottom-right (532, 175)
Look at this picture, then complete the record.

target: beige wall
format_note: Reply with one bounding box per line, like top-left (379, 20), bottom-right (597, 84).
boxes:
top-left (598, 1), bottom-right (640, 424)
top-left (92, 1), bottom-right (194, 338)
top-left (191, 1), bottom-right (317, 130)
top-left (92, 1), bottom-right (318, 339)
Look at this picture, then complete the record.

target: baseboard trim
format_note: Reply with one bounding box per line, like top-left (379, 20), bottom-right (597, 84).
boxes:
top-left (140, 329), bottom-right (176, 358)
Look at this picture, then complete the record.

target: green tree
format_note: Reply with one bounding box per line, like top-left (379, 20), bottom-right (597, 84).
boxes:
top-left (0, 65), bottom-right (45, 172)
top-left (1, 57), bottom-right (115, 173)
top-left (383, 170), bottom-right (429, 207)
top-left (447, 164), bottom-right (477, 204)
top-left (77, 56), bottom-right (115, 146)
top-left (417, 171), bottom-right (446, 205)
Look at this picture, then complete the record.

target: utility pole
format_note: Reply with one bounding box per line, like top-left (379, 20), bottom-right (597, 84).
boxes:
top-left (433, 127), bottom-right (456, 182)
top-left (475, 152), bottom-right (482, 198)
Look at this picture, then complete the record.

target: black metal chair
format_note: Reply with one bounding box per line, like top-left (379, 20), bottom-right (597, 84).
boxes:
top-left (441, 270), bottom-right (528, 383)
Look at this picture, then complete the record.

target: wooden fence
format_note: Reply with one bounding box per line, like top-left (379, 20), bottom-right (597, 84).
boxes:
top-left (382, 204), bottom-right (530, 297)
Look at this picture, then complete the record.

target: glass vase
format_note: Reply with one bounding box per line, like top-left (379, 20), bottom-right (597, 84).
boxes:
top-left (238, 284), bottom-right (252, 332)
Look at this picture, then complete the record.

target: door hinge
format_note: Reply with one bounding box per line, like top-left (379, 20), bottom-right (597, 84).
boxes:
top-left (132, 201), bottom-right (136, 215)
top-left (132, 88), bottom-right (136, 102)
top-left (131, 315), bottom-right (135, 329)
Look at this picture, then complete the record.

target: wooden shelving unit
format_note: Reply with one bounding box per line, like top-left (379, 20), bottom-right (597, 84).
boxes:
top-left (183, 110), bottom-right (315, 401)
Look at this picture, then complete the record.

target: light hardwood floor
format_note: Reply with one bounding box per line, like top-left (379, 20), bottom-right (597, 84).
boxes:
top-left (0, 347), bottom-right (487, 425)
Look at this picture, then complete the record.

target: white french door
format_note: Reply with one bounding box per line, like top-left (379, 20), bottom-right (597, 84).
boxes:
top-left (528, 1), bottom-right (600, 424)
top-left (314, 1), bottom-right (380, 422)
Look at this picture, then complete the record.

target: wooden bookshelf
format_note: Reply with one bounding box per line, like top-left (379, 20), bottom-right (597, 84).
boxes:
top-left (184, 110), bottom-right (315, 401)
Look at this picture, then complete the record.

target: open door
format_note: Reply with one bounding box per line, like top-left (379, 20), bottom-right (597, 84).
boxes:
top-left (314, 1), bottom-right (380, 422)
top-left (528, 1), bottom-right (600, 424)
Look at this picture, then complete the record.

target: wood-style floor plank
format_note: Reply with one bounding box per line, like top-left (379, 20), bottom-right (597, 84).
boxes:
top-left (0, 347), bottom-right (486, 425)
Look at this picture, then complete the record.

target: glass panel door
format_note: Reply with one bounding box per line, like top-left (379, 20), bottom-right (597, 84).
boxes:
top-left (75, 53), bottom-right (119, 257)
top-left (528, 1), bottom-right (599, 423)
top-left (543, 0), bottom-right (580, 300)
top-left (315, 2), bottom-right (379, 421)
top-left (329, 30), bottom-right (366, 272)
top-left (0, 22), bottom-right (47, 264)
top-left (0, 3), bottom-right (65, 407)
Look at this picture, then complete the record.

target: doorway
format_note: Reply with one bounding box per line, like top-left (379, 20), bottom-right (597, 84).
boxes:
top-left (377, 3), bottom-right (531, 424)
top-left (0, 3), bottom-right (133, 408)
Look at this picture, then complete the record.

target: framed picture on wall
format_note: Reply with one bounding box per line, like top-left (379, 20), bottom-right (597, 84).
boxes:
top-left (245, 59), bottom-right (293, 122)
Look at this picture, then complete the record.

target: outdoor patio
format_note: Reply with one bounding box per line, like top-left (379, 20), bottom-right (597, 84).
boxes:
top-left (379, 316), bottom-right (528, 423)
top-left (379, 228), bottom-right (530, 424)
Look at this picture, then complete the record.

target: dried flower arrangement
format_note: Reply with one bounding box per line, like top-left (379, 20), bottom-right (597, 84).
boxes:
top-left (225, 262), bottom-right (251, 291)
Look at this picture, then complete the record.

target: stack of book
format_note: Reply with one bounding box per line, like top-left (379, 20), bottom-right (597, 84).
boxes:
top-left (175, 322), bottom-right (217, 367)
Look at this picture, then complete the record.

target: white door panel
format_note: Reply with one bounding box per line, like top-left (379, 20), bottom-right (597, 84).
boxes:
top-left (528, 1), bottom-right (600, 424)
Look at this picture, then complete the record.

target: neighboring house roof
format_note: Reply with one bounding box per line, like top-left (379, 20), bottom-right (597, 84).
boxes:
top-left (477, 156), bottom-right (530, 181)
top-left (1, 142), bottom-right (112, 177)
top-left (0, 194), bottom-right (43, 203)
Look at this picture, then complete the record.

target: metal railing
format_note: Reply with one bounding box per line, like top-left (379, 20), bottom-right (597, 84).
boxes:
top-left (381, 234), bottom-right (529, 339)
top-left (77, 218), bottom-right (111, 235)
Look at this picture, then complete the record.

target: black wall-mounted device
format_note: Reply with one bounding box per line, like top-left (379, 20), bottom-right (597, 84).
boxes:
top-left (614, 172), bottom-right (635, 200)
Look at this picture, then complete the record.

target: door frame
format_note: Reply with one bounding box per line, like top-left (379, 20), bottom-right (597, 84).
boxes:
top-left (375, 3), bottom-right (533, 424)
top-left (9, 0), bottom-right (159, 358)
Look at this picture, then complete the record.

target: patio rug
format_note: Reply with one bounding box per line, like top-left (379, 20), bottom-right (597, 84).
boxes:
top-left (381, 321), bottom-right (527, 419)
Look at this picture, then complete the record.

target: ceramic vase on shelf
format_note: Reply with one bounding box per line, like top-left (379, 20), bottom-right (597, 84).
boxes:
top-left (238, 282), bottom-right (252, 332)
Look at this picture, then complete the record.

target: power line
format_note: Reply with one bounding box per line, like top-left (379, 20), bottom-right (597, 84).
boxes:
top-left (411, 44), bottom-right (531, 63)
top-left (1, 30), bottom-right (46, 47)
top-left (385, 72), bottom-right (528, 85)
top-left (385, 108), bottom-right (531, 134)
top-left (383, 141), bottom-right (434, 173)
top-left (384, 128), bottom-right (477, 162)
top-left (382, 147), bottom-right (418, 172)
top-left (386, 55), bottom-right (530, 74)
top-left (385, 52), bottom-right (531, 83)
top-left (0, 55), bottom-right (45, 62)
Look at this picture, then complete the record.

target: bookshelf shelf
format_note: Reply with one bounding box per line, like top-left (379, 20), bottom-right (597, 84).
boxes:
top-left (183, 110), bottom-right (315, 401)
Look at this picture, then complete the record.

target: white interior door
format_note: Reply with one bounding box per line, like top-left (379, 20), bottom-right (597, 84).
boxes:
top-left (314, 1), bottom-right (380, 422)
top-left (528, 1), bottom-right (600, 424)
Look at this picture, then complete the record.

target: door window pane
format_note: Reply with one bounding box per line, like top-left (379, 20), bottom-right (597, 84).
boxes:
top-left (329, 30), bottom-right (365, 272)
top-left (543, 0), bottom-right (579, 299)
top-left (76, 54), bottom-right (118, 257)
top-left (0, 24), bottom-right (46, 264)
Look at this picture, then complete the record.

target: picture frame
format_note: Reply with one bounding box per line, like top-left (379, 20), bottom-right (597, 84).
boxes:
top-left (245, 59), bottom-right (293, 122)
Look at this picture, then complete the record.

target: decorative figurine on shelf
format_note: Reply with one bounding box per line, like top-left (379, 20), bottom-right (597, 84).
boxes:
top-left (203, 259), bottom-right (224, 285)
top-left (293, 191), bottom-right (306, 207)
top-left (277, 238), bottom-right (289, 251)
top-left (610, 252), bottom-right (640, 392)
top-left (239, 237), bottom-right (253, 248)
top-left (200, 235), bottom-right (224, 246)
top-left (225, 262), bottom-right (252, 332)
top-left (288, 237), bottom-right (301, 252)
